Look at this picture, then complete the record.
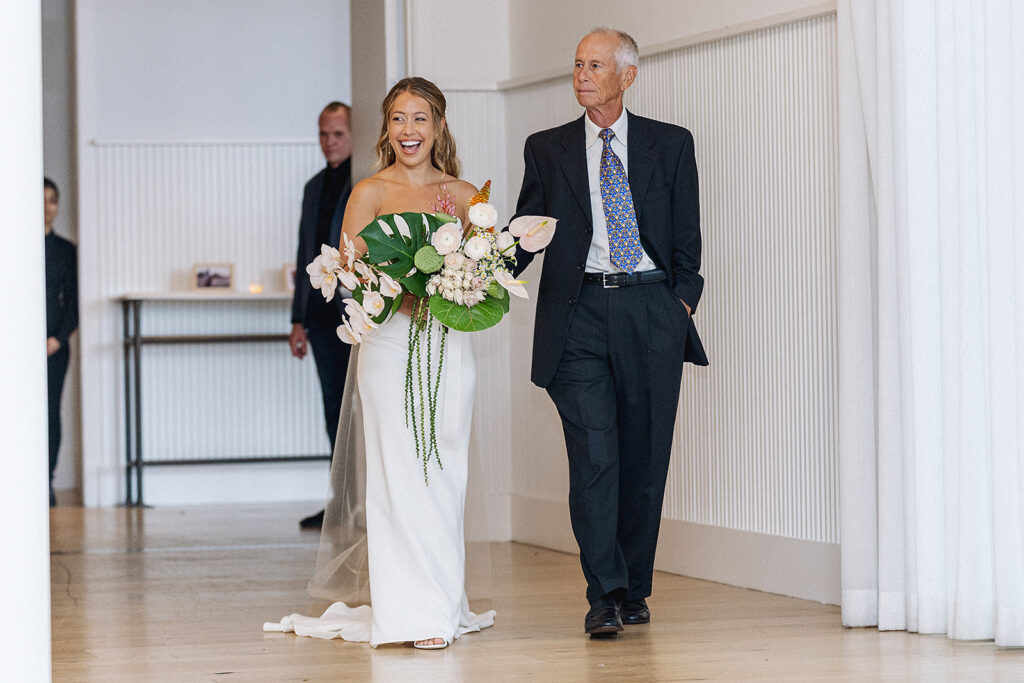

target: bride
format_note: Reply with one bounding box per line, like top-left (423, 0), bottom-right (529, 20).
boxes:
top-left (265, 77), bottom-right (496, 649)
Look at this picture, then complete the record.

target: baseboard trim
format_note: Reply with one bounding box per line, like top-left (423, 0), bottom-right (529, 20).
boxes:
top-left (510, 494), bottom-right (840, 605)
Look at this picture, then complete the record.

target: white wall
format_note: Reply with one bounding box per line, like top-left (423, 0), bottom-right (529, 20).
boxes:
top-left (405, 0), bottom-right (510, 89)
top-left (83, 0), bottom-right (350, 140)
top-left (506, 0), bottom-right (835, 81)
top-left (1, 2), bottom-right (52, 676)
top-left (76, 0), bottom-right (352, 506)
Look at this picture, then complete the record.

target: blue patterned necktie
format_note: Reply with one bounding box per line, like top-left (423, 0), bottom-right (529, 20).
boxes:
top-left (599, 128), bottom-right (643, 273)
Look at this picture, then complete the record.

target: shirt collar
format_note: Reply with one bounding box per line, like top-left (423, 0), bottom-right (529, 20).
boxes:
top-left (584, 109), bottom-right (629, 149)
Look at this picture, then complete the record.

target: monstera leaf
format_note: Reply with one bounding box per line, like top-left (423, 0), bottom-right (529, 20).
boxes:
top-left (429, 295), bottom-right (505, 332)
top-left (359, 212), bottom-right (447, 283)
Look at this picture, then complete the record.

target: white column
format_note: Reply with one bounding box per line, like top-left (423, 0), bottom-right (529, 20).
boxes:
top-left (348, 0), bottom-right (406, 181)
top-left (0, 1), bottom-right (52, 680)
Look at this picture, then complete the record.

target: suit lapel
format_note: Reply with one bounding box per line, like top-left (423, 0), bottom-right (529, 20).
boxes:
top-left (328, 178), bottom-right (351, 248)
top-left (626, 112), bottom-right (656, 223)
top-left (557, 116), bottom-right (593, 225)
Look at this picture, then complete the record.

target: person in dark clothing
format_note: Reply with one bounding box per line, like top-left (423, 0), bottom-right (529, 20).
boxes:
top-left (44, 177), bottom-right (78, 508)
top-left (289, 102), bottom-right (354, 529)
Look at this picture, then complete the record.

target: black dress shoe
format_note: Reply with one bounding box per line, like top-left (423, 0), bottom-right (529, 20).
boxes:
top-left (299, 509), bottom-right (325, 529)
top-left (585, 598), bottom-right (623, 636)
top-left (619, 598), bottom-right (650, 625)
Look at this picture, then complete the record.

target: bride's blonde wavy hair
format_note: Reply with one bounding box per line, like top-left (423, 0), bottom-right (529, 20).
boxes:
top-left (375, 77), bottom-right (461, 178)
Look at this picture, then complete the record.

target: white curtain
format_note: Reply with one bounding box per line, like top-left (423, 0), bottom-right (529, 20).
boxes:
top-left (837, 0), bottom-right (1024, 645)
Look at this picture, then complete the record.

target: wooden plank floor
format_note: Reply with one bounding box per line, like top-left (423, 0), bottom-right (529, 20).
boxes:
top-left (50, 503), bottom-right (1023, 682)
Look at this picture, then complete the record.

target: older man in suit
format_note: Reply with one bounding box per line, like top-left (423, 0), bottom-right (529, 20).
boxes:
top-left (290, 102), bottom-right (354, 529)
top-left (512, 28), bottom-right (708, 637)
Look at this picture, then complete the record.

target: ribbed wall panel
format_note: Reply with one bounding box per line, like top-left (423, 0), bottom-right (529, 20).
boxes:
top-left (503, 16), bottom-right (839, 543)
top-left (90, 142), bottom-right (330, 463)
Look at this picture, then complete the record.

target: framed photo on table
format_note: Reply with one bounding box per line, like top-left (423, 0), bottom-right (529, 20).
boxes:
top-left (192, 263), bottom-right (234, 290)
top-left (283, 263), bottom-right (297, 292)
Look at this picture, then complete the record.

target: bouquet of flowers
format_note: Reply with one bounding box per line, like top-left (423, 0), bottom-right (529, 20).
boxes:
top-left (306, 181), bottom-right (556, 481)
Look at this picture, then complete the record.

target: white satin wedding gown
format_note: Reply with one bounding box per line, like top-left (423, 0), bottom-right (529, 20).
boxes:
top-left (265, 313), bottom-right (495, 646)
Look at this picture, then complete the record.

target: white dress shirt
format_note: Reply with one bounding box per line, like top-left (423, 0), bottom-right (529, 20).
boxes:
top-left (584, 110), bottom-right (656, 274)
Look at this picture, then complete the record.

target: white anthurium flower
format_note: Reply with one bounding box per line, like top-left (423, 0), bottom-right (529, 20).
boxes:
top-left (464, 235), bottom-right (491, 261)
top-left (444, 252), bottom-right (466, 270)
top-left (468, 202), bottom-right (498, 229)
top-left (336, 319), bottom-right (361, 345)
top-left (494, 269), bottom-right (528, 299)
top-left (362, 290), bottom-right (385, 317)
top-left (496, 230), bottom-right (516, 252)
top-left (509, 215), bottom-right (558, 252)
top-left (378, 272), bottom-right (402, 298)
top-left (353, 260), bottom-right (379, 286)
top-left (337, 268), bottom-right (360, 291)
top-left (431, 223), bottom-right (463, 255)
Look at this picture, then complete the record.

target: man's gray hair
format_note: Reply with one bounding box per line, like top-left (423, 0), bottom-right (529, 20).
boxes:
top-left (587, 27), bottom-right (639, 71)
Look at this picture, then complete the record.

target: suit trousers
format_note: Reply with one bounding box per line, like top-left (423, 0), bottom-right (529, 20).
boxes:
top-left (48, 346), bottom-right (70, 505)
top-left (305, 303), bottom-right (351, 451)
top-left (546, 280), bottom-right (687, 604)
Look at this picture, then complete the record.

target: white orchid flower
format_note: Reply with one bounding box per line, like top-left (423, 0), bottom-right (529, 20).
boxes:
top-left (341, 233), bottom-right (358, 269)
top-left (337, 268), bottom-right (360, 291)
top-left (353, 260), bottom-right (379, 286)
top-left (336, 319), bottom-right (361, 345)
top-left (464, 235), bottom-right (491, 261)
top-left (509, 215), bottom-right (558, 252)
top-left (362, 290), bottom-right (386, 317)
top-left (431, 223), bottom-right (463, 255)
top-left (494, 269), bottom-right (528, 299)
top-left (306, 253), bottom-right (339, 301)
top-left (344, 299), bottom-right (378, 334)
top-left (468, 202), bottom-right (498, 229)
top-left (378, 272), bottom-right (402, 298)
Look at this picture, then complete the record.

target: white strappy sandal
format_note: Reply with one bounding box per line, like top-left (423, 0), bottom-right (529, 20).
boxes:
top-left (413, 638), bottom-right (449, 650)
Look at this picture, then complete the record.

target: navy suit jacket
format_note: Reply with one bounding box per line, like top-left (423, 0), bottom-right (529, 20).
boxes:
top-left (512, 111), bottom-right (708, 387)
top-left (291, 166), bottom-right (352, 325)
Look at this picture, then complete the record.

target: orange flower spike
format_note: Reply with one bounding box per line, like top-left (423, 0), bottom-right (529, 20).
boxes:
top-left (468, 180), bottom-right (491, 207)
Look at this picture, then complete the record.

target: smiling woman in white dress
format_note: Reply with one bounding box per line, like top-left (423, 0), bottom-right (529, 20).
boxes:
top-left (265, 77), bottom-right (495, 650)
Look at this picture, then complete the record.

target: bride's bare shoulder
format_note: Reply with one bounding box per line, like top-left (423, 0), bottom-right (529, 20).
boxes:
top-left (347, 176), bottom-right (393, 217)
top-left (447, 179), bottom-right (479, 206)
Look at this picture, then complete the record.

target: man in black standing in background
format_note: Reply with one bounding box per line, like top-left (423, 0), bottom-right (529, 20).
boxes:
top-left (44, 177), bottom-right (78, 508)
top-left (289, 102), bottom-right (353, 529)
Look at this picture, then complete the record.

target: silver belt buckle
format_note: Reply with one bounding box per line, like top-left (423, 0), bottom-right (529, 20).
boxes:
top-left (602, 273), bottom-right (619, 289)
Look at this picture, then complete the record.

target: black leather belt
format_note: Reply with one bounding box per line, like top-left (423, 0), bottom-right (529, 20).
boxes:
top-left (582, 269), bottom-right (666, 288)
